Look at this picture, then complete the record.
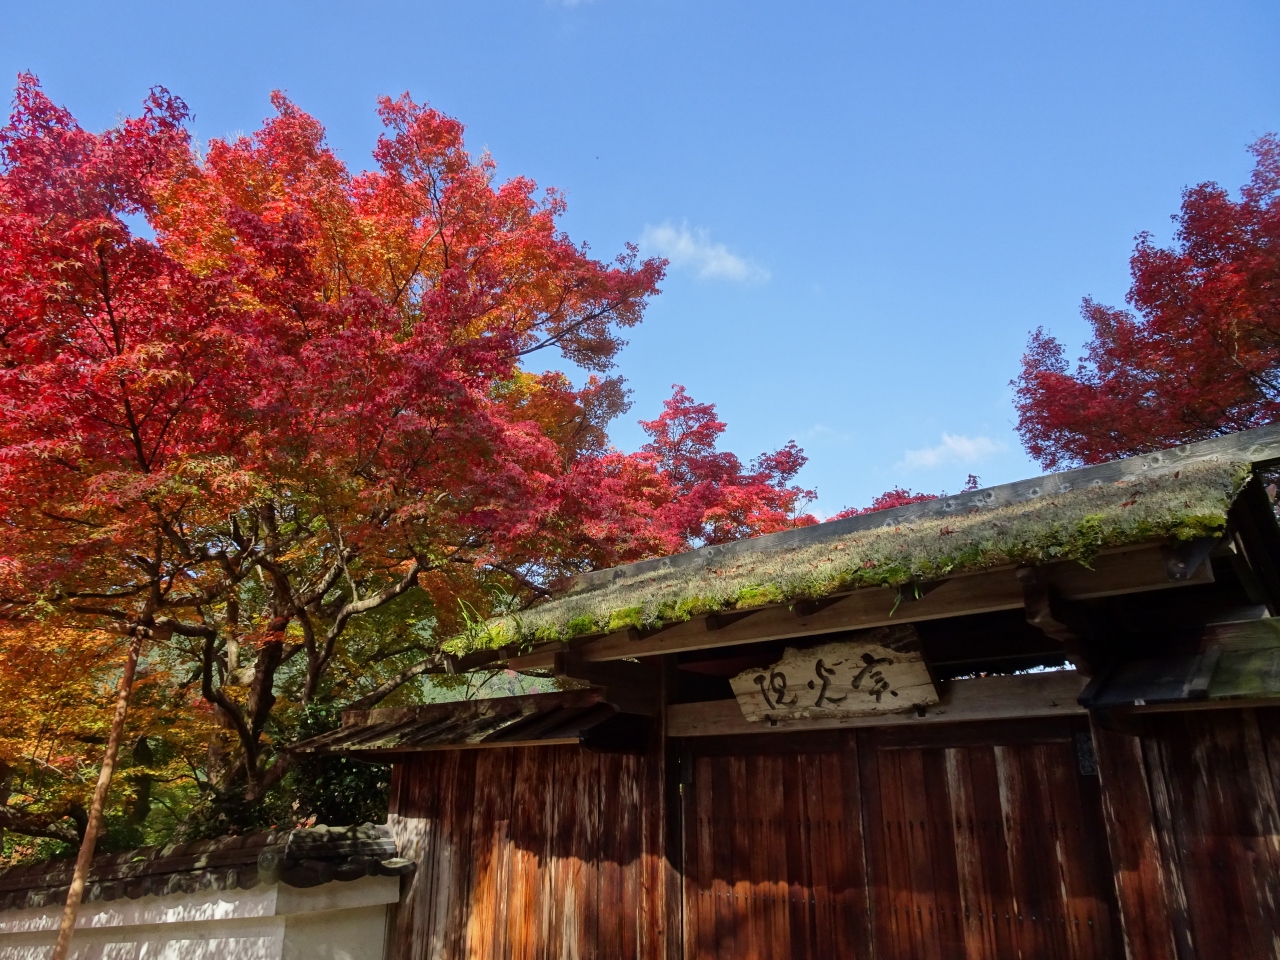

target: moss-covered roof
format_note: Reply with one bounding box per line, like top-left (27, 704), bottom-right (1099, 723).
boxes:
top-left (496, 456), bottom-right (1254, 646)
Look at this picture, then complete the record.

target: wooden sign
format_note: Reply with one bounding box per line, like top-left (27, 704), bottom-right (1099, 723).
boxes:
top-left (730, 626), bottom-right (938, 722)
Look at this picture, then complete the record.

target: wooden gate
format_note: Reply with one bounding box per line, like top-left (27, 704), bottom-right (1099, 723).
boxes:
top-left (681, 733), bottom-right (870, 960)
top-left (387, 745), bottom-right (666, 960)
top-left (681, 720), bottom-right (1122, 959)
top-left (859, 720), bottom-right (1121, 960)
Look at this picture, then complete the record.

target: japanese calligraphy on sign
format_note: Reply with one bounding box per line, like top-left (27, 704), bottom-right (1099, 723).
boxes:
top-left (729, 629), bottom-right (938, 722)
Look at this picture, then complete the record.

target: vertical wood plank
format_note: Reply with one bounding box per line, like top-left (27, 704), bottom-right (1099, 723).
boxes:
top-left (919, 746), bottom-right (964, 960)
top-left (820, 737), bottom-right (860, 960)
top-left (1258, 708), bottom-right (1280, 815)
top-left (857, 732), bottom-right (894, 960)
top-left (836, 734), bottom-right (872, 960)
top-left (899, 746), bottom-right (947, 959)
top-left (688, 754), bottom-right (716, 960)
top-left (385, 757), bottom-right (415, 960)
top-left (464, 750), bottom-right (505, 960)
top-left (1134, 722), bottom-right (1197, 960)
top-left (760, 749), bottom-right (791, 960)
top-left (654, 660), bottom-right (680, 960)
top-left (732, 757), bottom-right (747, 960)
top-left (597, 753), bottom-right (630, 960)
top-left (738, 753), bottom-right (772, 959)
top-left (709, 754), bottom-right (735, 960)
top-left (386, 741), bottom-right (664, 960)
top-left (544, 746), bottom-right (573, 960)
top-left (782, 751), bottom-right (815, 960)
top-left (658, 734), bottom-right (683, 960)
top-left (1144, 710), bottom-right (1280, 960)
top-left (622, 752), bottom-right (645, 960)
top-left (509, 747), bottom-right (550, 960)
top-left (413, 750), bottom-right (473, 960)
top-left (946, 747), bottom-right (1000, 960)
top-left (993, 745), bottom-right (1038, 959)
top-left (802, 750), bottom-right (839, 960)
top-left (1090, 713), bottom-right (1184, 960)
top-left (1036, 737), bottom-right (1124, 959)
top-left (970, 746), bottom-right (1020, 957)
top-left (578, 748), bottom-right (603, 960)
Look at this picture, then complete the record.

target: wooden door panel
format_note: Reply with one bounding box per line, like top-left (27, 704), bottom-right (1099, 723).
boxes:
top-left (389, 745), bottom-right (664, 960)
top-left (682, 736), bottom-right (870, 960)
top-left (682, 721), bottom-right (1121, 960)
top-left (861, 728), bottom-right (1121, 960)
top-left (1142, 710), bottom-right (1280, 960)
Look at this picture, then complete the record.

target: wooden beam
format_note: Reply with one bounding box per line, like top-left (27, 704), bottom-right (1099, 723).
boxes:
top-left (1202, 617), bottom-right (1280, 649)
top-left (551, 654), bottom-right (662, 716)
top-left (509, 542), bottom-right (1211, 669)
top-left (665, 670), bottom-right (1087, 736)
top-left (1130, 695), bottom-right (1280, 715)
top-left (341, 737), bottom-right (584, 756)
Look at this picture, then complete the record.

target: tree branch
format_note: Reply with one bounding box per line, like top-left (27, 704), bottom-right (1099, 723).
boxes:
top-left (514, 299), bottom-right (625, 359)
top-left (302, 559), bottom-right (422, 703)
top-left (342, 645), bottom-right (506, 711)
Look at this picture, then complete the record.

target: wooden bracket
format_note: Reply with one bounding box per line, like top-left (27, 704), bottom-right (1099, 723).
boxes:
top-left (791, 596), bottom-right (845, 618)
top-left (1161, 536), bottom-right (1218, 581)
top-left (703, 610), bottom-right (756, 631)
top-left (1017, 566), bottom-right (1101, 676)
top-left (552, 653), bottom-right (662, 716)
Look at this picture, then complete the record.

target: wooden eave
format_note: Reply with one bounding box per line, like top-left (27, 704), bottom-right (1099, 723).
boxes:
top-left (297, 690), bottom-right (622, 756)
top-left (506, 539), bottom-right (1213, 670)
top-left (419, 426), bottom-right (1280, 694)
top-left (562, 422), bottom-right (1280, 597)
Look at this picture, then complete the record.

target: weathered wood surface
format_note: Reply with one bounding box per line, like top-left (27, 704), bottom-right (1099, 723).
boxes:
top-left (509, 543), bottom-right (1210, 670)
top-left (380, 703), bottom-right (1280, 960)
top-left (564, 422), bottom-right (1280, 596)
top-left (1145, 710), bottom-right (1280, 959)
top-left (682, 733), bottom-right (870, 960)
top-left (669, 671), bottom-right (1088, 737)
top-left (858, 720), bottom-right (1121, 960)
top-left (387, 743), bottom-right (666, 960)
top-left (729, 631), bottom-right (937, 722)
top-left (1091, 707), bottom-right (1280, 960)
top-left (681, 719), bottom-right (1120, 959)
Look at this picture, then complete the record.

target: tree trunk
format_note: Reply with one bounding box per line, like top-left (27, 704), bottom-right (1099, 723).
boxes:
top-left (50, 631), bottom-right (143, 960)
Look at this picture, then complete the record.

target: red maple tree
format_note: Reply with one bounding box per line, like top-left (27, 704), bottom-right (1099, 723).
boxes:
top-left (1015, 134), bottom-right (1280, 468)
top-left (829, 474), bottom-right (980, 521)
top-left (0, 76), bottom-right (816, 945)
top-left (637, 385), bottom-right (816, 544)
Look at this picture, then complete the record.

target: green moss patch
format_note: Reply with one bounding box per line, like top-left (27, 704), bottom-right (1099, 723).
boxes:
top-left (493, 460), bottom-right (1249, 646)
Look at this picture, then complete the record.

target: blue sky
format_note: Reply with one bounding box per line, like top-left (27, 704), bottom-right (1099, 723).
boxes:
top-left (3, 0), bottom-right (1278, 514)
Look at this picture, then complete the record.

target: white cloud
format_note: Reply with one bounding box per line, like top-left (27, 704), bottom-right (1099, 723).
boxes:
top-left (800, 423), bottom-right (851, 443)
top-left (640, 222), bottom-right (769, 282)
top-left (899, 433), bottom-right (1005, 470)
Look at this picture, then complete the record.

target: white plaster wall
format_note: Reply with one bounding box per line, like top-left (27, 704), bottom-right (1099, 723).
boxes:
top-left (283, 906), bottom-right (387, 960)
top-left (0, 915), bottom-right (285, 960)
top-left (0, 877), bottom-right (398, 960)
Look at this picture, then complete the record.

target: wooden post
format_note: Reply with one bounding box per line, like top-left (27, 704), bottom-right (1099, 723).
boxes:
top-left (50, 630), bottom-right (143, 960)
